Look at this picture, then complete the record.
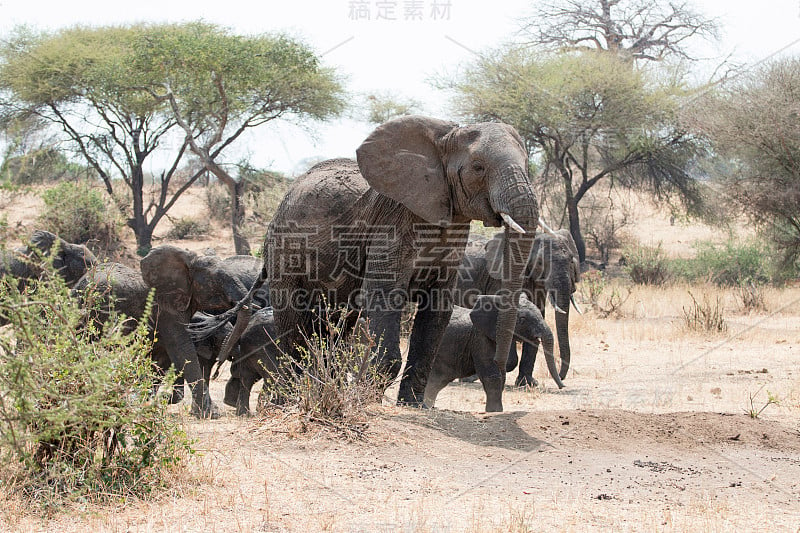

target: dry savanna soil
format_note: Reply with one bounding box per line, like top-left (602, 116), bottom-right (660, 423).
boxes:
top-left (2, 187), bottom-right (799, 531)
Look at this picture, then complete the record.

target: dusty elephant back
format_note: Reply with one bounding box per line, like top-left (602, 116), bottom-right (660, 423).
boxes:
top-left (74, 262), bottom-right (150, 322)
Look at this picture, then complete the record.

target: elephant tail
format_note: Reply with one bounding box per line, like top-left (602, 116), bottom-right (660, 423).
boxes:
top-left (188, 267), bottom-right (267, 343)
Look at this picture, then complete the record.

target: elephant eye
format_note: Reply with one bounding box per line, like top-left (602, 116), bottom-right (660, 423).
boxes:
top-left (472, 162), bottom-right (485, 173)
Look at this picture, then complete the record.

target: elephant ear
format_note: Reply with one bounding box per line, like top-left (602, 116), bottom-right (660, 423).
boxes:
top-left (356, 115), bottom-right (457, 225)
top-left (140, 245), bottom-right (194, 312)
top-left (469, 295), bottom-right (501, 341)
top-left (556, 229), bottom-right (581, 284)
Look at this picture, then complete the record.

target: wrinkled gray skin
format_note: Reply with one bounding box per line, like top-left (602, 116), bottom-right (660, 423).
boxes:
top-left (425, 295), bottom-right (562, 411)
top-left (72, 262), bottom-right (235, 403)
top-left (455, 229), bottom-right (580, 386)
top-left (0, 229), bottom-right (97, 290)
top-left (198, 116), bottom-right (540, 412)
top-left (140, 246), bottom-right (266, 418)
top-left (219, 307), bottom-right (281, 416)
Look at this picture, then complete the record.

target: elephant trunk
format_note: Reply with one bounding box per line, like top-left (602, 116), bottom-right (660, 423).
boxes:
top-left (554, 288), bottom-right (572, 380)
top-left (489, 165), bottom-right (538, 406)
top-left (540, 328), bottom-right (564, 389)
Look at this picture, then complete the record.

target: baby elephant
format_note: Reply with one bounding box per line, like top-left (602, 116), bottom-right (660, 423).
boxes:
top-left (222, 307), bottom-right (283, 416)
top-left (425, 295), bottom-right (564, 412)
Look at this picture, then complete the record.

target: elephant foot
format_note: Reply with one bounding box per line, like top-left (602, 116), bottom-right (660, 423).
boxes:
top-left (223, 378), bottom-right (242, 408)
top-left (484, 401), bottom-right (504, 412)
top-left (396, 387), bottom-right (430, 409)
top-left (190, 399), bottom-right (221, 420)
top-left (514, 375), bottom-right (538, 388)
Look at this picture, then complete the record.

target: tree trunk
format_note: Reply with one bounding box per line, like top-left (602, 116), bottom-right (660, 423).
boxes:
top-left (559, 162), bottom-right (587, 263)
top-left (566, 196), bottom-right (586, 264)
top-left (127, 163), bottom-right (154, 256)
top-left (230, 180), bottom-right (251, 256)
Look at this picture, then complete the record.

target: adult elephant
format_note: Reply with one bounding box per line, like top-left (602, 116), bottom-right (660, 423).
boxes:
top-left (196, 115), bottom-right (541, 412)
top-left (140, 246), bottom-right (266, 418)
top-left (456, 229), bottom-right (580, 386)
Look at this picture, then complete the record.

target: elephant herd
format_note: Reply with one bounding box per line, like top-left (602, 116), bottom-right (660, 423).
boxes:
top-left (0, 116), bottom-right (582, 417)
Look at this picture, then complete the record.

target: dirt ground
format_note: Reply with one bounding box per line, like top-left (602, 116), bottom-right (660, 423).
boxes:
top-left (2, 187), bottom-right (799, 531)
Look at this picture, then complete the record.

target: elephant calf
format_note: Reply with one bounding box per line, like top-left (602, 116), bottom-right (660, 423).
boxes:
top-left (424, 295), bottom-right (564, 412)
top-left (221, 307), bottom-right (282, 416)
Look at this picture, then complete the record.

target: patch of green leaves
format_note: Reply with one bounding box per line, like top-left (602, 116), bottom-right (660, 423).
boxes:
top-left (0, 257), bottom-right (192, 509)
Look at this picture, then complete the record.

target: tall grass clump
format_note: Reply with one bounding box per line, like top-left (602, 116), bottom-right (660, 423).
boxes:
top-left (37, 181), bottom-right (121, 250)
top-left (681, 290), bottom-right (727, 333)
top-left (260, 308), bottom-right (387, 438)
top-left (624, 242), bottom-right (670, 285)
top-left (0, 259), bottom-right (191, 510)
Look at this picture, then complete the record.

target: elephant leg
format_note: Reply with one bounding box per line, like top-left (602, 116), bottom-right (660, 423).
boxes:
top-left (472, 336), bottom-right (505, 412)
top-left (224, 376), bottom-right (244, 408)
top-left (224, 375), bottom-right (257, 416)
top-left (398, 291), bottom-right (453, 406)
top-left (422, 374), bottom-right (453, 409)
top-left (159, 317), bottom-right (219, 419)
top-left (515, 341), bottom-right (540, 387)
top-left (170, 375), bottom-right (186, 404)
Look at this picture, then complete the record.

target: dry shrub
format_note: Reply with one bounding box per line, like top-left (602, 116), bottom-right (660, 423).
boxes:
top-left (204, 183), bottom-right (231, 222)
top-left (580, 270), bottom-right (630, 318)
top-left (258, 308), bottom-right (387, 439)
top-left (682, 290), bottom-right (727, 333)
top-left (737, 282), bottom-right (767, 313)
top-left (624, 242), bottom-right (670, 286)
top-left (37, 181), bottom-right (122, 253)
top-left (166, 216), bottom-right (210, 240)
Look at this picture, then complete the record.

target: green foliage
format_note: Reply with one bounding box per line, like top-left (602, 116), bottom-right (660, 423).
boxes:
top-left (364, 92), bottom-right (420, 125)
top-left (0, 260), bottom-right (191, 507)
top-left (444, 47), bottom-right (705, 260)
top-left (0, 22), bottom-right (345, 252)
top-left (682, 290), bottom-right (727, 334)
top-left (746, 386), bottom-right (780, 419)
top-left (135, 22), bottom-right (345, 123)
top-left (670, 238), bottom-right (771, 286)
top-left (166, 216), bottom-right (209, 240)
top-left (1, 146), bottom-right (94, 185)
top-left (37, 181), bottom-right (120, 248)
top-left (624, 243), bottom-right (671, 285)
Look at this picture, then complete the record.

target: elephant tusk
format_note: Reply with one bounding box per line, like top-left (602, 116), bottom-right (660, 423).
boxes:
top-left (549, 293), bottom-right (567, 314)
top-left (571, 295), bottom-right (583, 315)
top-left (500, 212), bottom-right (526, 234)
top-left (538, 217), bottom-right (557, 236)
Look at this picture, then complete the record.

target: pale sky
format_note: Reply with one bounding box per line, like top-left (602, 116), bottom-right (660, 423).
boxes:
top-left (1, 0), bottom-right (799, 175)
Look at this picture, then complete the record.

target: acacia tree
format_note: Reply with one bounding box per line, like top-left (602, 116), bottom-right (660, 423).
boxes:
top-left (446, 49), bottom-right (704, 261)
top-left (695, 57), bottom-right (800, 268)
top-left (138, 23), bottom-right (345, 254)
top-left (0, 24), bottom-right (344, 254)
top-left (0, 26), bottom-right (181, 253)
top-left (521, 0), bottom-right (718, 64)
